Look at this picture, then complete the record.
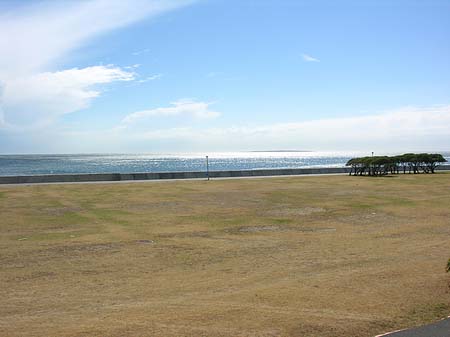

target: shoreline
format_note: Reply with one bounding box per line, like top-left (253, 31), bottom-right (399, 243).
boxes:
top-left (1, 165), bottom-right (449, 185)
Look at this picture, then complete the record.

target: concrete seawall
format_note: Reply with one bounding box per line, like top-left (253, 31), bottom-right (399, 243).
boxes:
top-left (0, 165), bottom-right (449, 184)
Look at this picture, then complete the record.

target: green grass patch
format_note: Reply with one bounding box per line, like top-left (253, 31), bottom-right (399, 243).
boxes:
top-left (14, 228), bottom-right (100, 242)
top-left (61, 211), bottom-right (91, 224)
top-left (270, 218), bottom-right (295, 225)
top-left (407, 302), bottom-right (450, 325)
top-left (87, 208), bottom-right (131, 225)
top-left (351, 202), bottom-right (375, 209)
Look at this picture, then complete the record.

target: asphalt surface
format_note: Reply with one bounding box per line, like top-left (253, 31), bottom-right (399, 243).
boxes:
top-left (379, 318), bottom-right (450, 337)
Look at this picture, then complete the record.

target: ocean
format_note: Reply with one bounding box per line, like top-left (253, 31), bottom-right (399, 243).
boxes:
top-left (0, 151), bottom-right (449, 176)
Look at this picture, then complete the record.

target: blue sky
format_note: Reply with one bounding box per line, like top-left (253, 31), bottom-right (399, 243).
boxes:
top-left (0, 0), bottom-right (449, 153)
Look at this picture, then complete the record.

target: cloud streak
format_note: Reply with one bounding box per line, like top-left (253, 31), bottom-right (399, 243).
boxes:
top-left (8, 104), bottom-right (449, 153)
top-left (119, 105), bottom-right (450, 151)
top-left (0, 0), bottom-right (192, 76)
top-left (0, 0), bottom-right (194, 129)
top-left (132, 48), bottom-right (151, 56)
top-left (137, 74), bottom-right (163, 83)
top-left (302, 53), bottom-right (320, 62)
top-left (121, 100), bottom-right (221, 124)
top-left (3, 66), bottom-right (134, 129)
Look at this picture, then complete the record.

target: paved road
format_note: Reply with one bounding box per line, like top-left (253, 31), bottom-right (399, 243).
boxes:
top-left (379, 318), bottom-right (450, 337)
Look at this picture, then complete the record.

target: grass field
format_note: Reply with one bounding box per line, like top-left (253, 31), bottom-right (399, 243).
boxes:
top-left (1, 173), bottom-right (450, 337)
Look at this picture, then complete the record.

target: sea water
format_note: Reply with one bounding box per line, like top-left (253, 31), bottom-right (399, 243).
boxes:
top-left (0, 151), bottom-right (448, 176)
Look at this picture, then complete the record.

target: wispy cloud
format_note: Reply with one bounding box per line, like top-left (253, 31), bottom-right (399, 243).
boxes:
top-left (302, 53), bottom-right (320, 62)
top-left (0, 0), bottom-right (192, 76)
top-left (137, 74), bottom-right (163, 83)
top-left (0, 109), bottom-right (6, 129)
top-left (124, 64), bottom-right (141, 69)
top-left (41, 104), bottom-right (450, 153)
top-left (3, 65), bottom-right (134, 129)
top-left (206, 72), bottom-right (220, 78)
top-left (132, 48), bottom-right (151, 56)
top-left (0, 0), bottom-right (194, 129)
top-left (115, 105), bottom-right (450, 151)
top-left (18, 104), bottom-right (449, 153)
top-left (121, 99), bottom-right (221, 124)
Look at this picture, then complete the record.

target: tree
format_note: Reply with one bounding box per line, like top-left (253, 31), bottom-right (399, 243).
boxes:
top-left (425, 153), bottom-right (447, 173)
top-left (346, 153), bottom-right (447, 176)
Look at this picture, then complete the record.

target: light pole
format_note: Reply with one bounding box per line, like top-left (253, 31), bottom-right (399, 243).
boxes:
top-left (206, 155), bottom-right (209, 181)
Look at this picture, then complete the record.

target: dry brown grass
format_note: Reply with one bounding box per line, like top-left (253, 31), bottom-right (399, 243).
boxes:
top-left (1, 173), bottom-right (450, 337)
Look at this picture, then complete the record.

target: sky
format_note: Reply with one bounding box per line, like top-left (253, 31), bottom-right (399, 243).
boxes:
top-left (0, 0), bottom-right (449, 154)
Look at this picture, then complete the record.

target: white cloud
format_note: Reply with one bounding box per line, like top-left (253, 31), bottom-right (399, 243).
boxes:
top-left (3, 66), bottom-right (134, 128)
top-left (132, 48), bottom-right (151, 56)
top-left (0, 0), bottom-right (192, 76)
top-left (206, 72), bottom-right (220, 78)
top-left (124, 64), bottom-right (141, 69)
top-left (137, 74), bottom-right (163, 83)
top-left (25, 104), bottom-right (448, 153)
top-left (302, 53), bottom-right (320, 62)
top-left (117, 105), bottom-right (450, 151)
top-left (0, 0), bottom-right (194, 129)
top-left (0, 109), bottom-right (5, 129)
top-left (121, 100), bottom-right (221, 124)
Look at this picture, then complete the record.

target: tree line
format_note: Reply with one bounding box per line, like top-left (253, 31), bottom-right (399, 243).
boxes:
top-left (346, 153), bottom-right (447, 176)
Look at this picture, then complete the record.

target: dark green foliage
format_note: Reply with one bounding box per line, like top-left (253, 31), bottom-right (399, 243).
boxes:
top-left (346, 153), bottom-right (447, 176)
